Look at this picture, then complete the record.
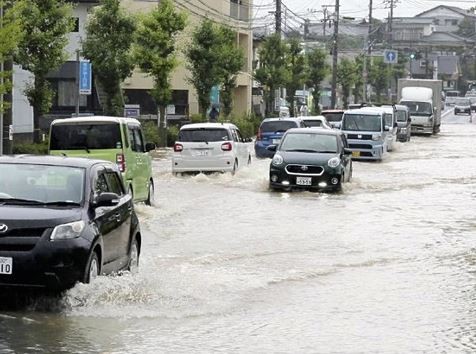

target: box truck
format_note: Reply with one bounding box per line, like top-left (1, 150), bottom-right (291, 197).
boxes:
top-left (397, 79), bottom-right (442, 134)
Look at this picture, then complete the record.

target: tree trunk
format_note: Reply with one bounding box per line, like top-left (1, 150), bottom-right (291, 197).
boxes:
top-left (312, 89), bottom-right (321, 114)
top-left (158, 104), bottom-right (167, 148)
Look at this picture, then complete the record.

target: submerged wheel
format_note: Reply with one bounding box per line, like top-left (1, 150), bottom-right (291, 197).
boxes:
top-left (84, 251), bottom-right (100, 284)
top-left (247, 155), bottom-right (252, 165)
top-left (231, 160), bottom-right (238, 175)
top-left (127, 238), bottom-right (140, 274)
top-left (145, 180), bottom-right (155, 206)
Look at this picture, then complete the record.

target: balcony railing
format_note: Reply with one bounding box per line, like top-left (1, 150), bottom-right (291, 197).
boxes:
top-left (230, 1), bottom-right (249, 22)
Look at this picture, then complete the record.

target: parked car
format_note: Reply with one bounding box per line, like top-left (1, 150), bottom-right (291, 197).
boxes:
top-left (0, 155), bottom-right (141, 290)
top-left (445, 90), bottom-right (459, 106)
top-left (392, 104), bottom-right (412, 142)
top-left (454, 97), bottom-right (471, 115)
top-left (341, 107), bottom-right (391, 161)
top-left (172, 123), bottom-right (252, 175)
top-left (49, 116), bottom-right (156, 205)
top-left (302, 116), bottom-right (333, 129)
top-left (267, 128), bottom-right (352, 192)
top-left (321, 109), bottom-right (345, 129)
top-left (254, 117), bottom-right (306, 158)
top-left (466, 96), bottom-right (476, 112)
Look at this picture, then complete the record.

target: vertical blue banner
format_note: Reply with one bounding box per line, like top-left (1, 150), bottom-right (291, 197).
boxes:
top-left (79, 61), bottom-right (92, 95)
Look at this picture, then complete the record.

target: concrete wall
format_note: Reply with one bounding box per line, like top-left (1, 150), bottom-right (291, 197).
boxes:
top-left (12, 65), bottom-right (34, 135)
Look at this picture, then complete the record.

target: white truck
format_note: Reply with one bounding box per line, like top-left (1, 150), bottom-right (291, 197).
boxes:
top-left (397, 79), bottom-right (442, 134)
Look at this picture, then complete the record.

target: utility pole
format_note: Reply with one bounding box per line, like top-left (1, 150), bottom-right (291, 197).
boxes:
top-left (0, 1), bottom-right (4, 155)
top-left (275, 0), bottom-right (282, 35)
top-left (363, 0), bottom-right (373, 102)
top-left (322, 7), bottom-right (328, 37)
top-left (330, 0), bottom-right (339, 108)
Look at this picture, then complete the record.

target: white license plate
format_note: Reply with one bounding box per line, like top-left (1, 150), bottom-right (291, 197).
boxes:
top-left (272, 139), bottom-right (281, 144)
top-left (0, 257), bottom-right (12, 275)
top-left (194, 150), bottom-right (209, 156)
top-left (296, 176), bottom-right (312, 186)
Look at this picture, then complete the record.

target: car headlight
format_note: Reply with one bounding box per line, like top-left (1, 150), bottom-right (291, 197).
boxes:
top-left (272, 154), bottom-right (284, 166)
top-left (372, 133), bottom-right (382, 141)
top-left (328, 157), bottom-right (341, 168)
top-left (50, 220), bottom-right (85, 241)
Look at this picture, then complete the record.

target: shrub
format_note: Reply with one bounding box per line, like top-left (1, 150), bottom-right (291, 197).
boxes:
top-left (142, 120), bottom-right (160, 146)
top-left (190, 114), bottom-right (206, 123)
top-left (222, 112), bottom-right (261, 138)
top-left (167, 125), bottom-right (179, 146)
top-left (12, 141), bottom-right (49, 155)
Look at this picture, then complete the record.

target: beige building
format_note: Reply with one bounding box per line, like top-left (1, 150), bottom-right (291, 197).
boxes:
top-left (122, 0), bottom-right (253, 120)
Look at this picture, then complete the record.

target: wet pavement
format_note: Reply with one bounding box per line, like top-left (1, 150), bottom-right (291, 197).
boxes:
top-left (1, 110), bottom-right (476, 353)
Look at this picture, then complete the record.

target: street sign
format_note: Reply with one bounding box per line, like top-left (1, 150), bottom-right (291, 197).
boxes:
top-left (383, 50), bottom-right (398, 64)
top-left (124, 104), bottom-right (140, 118)
top-left (79, 61), bottom-right (92, 95)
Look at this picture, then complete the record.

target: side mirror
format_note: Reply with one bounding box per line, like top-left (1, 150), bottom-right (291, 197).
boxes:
top-left (92, 192), bottom-right (120, 208)
top-left (343, 148), bottom-right (352, 155)
top-left (384, 126), bottom-right (390, 131)
top-left (393, 122), bottom-right (398, 128)
top-left (408, 117), bottom-right (411, 123)
top-left (145, 142), bottom-right (156, 152)
top-left (266, 145), bottom-right (277, 152)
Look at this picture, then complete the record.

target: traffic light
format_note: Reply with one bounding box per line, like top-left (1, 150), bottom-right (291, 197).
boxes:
top-left (410, 53), bottom-right (415, 60)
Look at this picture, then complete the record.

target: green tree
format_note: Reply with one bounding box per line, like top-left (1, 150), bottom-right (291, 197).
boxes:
top-left (82, 0), bottom-right (136, 116)
top-left (16, 0), bottom-right (73, 143)
top-left (133, 0), bottom-right (186, 146)
top-left (369, 57), bottom-right (390, 103)
top-left (353, 55), bottom-right (365, 103)
top-left (185, 19), bottom-right (222, 119)
top-left (0, 0), bottom-right (24, 114)
top-left (457, 17), bottom-right (475, 37)
top-left (254, 33), bottom-right (289, 116)
top-left (217, 25), bottom-right (244, 118)
top-left (285, 37), bottom-right (307, 117)
top-left (306, 48), bottom-right (328, 114)
top-left (337, 58), bottom-right (356, 108)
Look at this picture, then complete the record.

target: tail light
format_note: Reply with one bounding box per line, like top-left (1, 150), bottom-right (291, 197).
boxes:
top-left (116, 153), bottom-right (126, 172)
top-left (221, 142), bottom-right (232, 151)
top-left (257, 128), bottom-right (263, 141)
top-left (174, 143), bottom-right (183, 152)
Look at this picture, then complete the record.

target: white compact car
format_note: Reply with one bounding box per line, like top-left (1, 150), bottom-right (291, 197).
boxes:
top-left (302, 115), bottom-right (333, 129)
top-left (172, 123), bottom-right (252, 175)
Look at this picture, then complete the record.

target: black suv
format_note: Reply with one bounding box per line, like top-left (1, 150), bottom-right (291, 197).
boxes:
top-left (0, 155), bottom-right (141, 290)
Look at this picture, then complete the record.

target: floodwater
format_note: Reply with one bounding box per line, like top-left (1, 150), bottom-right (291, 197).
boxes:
top-left (1, 111), bottom-right (476, 353)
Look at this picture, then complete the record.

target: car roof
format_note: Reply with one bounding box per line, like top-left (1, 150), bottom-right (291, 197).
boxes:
top-left (344, 107), bottom-right (384, 115)
top-left (285, 127), bottom-right (342, 136)
top-left (321, 109), bottom-right (344, 113)
top-left (180, 122), bottom-right (238, 130)
top-left (302, 115), bottom-right (326, 120)
top-left (51, 116), bottom-right (141, 125)
top-left (261, 117), bottom-right (303, 122)
top-left (364, 106), bottom-right (394, 113)
top-left (0, 154), bottom-right (116, 169)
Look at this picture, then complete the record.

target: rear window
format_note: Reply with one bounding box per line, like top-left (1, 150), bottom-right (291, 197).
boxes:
top-left (179, 128), bottom-right (231, 142)
top-left (260, 120), bottom-right (298, 133)
top-left (396, 110), bottom-right (407, 122)
top-left (50, 123), bottom-right (122, 150)
top-left (303, 120), bottom-right (322, 127)
top-left (321, 112), bottom-right (343, 122)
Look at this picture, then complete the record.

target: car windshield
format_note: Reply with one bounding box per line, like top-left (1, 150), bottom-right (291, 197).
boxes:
top-left (342, 114), bottom-right (382, 132)
top-left (303, 119), bottom-right (323, 127)
top-left (446, 91), bottom-right (459, 97)
top-left (50, 123), bottom-right (122, 150)
top-left (455, 98), bottom-right (470, 105)
top-left (280, 133), bottom-right (338, 153)
top-left (396, 110), bottom-right (407, 122)
top-left (400, 101), bottom-right (432, 115)
top-left (179, 128), bottom-right (230, 142)
top-left (322, 112), bottom-right (343, 122)
top-left (0, 164), bottom-right (85, 205)
top-left (260, 121), bottom-right (298, 133)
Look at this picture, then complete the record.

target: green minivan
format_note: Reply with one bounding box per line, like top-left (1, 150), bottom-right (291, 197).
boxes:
top-left (49, 116), bottom-right (156, 205)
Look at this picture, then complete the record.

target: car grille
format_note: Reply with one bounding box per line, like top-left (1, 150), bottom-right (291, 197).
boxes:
top-left (285, 164), bottom-right (324, 176)
top-left (0, 227), bottom-right (47, 252)
top-left (349, 143), bottom-right (373, 150)
top-left (347, 134), bottom-right (372, 140)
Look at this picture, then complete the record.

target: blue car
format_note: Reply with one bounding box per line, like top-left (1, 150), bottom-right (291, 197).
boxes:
top-left (254, 117), bottom-right (306, 158)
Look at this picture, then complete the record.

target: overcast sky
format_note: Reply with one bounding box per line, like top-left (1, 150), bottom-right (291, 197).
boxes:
top-left (253, 0), bottom-right (476, 30)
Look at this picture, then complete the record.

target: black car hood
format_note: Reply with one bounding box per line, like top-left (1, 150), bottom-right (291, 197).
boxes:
top-left (278, 151), bottom-right (338, 165)
top-left (0, 205), bottom-right (83, 229)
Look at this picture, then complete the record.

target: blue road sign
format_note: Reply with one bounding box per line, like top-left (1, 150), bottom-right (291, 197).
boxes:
top-left (79, 61), bottom-right (92, 95)
top-left (383, 50), bottom-right (398, 64)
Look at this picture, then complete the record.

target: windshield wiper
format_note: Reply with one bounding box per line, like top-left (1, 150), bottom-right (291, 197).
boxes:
top-left (0, 198), bottom-right (43, 205)
top-left (274, 129), bottom-right (287, 133)
top-left (286, 149), bottom-right (319, 153)
top-left (42, 201), bottom-right (81, 206)
top-left (317, 150), bottom-right (337, 153)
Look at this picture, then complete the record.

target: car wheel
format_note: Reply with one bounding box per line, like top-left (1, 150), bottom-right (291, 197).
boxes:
top-left (127, 238), bottom-right (140, 274)
top-left (84, 251), bottom-right (100, 284)
top-left (247, 155), bottom-right (252, 165)
top-left (127, 185), bottom-right (133, 199)
top-left (145, 180), bottom-right (155, 207)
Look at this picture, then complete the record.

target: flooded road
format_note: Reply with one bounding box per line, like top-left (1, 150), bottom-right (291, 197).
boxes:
top-left (2, 111), bottom-right (476, 353)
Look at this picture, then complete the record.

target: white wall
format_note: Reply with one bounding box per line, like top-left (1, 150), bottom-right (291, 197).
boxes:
top-left (66, 3), bottom-right (93, 60)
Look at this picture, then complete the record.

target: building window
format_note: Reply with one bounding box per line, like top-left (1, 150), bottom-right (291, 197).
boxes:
top-left (433, 19), bottom-right (440, 25)
top-left (72, 17), bottom-right (79, 32)
top-left (452, 19), bottom-right (458, 26)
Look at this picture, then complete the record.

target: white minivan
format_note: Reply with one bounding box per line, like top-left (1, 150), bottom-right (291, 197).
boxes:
top-left (172, 123), bottom-right (252, 175)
